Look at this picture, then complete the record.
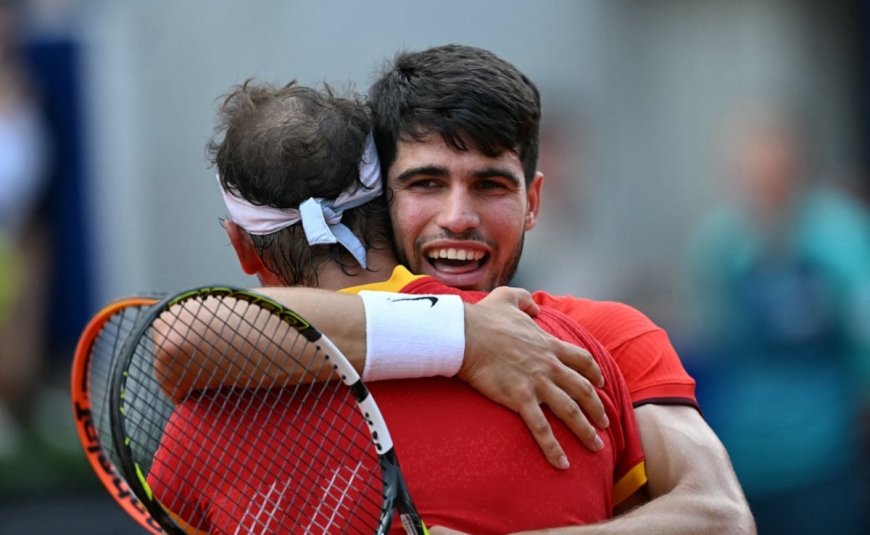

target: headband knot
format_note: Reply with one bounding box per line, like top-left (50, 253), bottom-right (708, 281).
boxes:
top-left (218, 133), bottom-right (382, 268)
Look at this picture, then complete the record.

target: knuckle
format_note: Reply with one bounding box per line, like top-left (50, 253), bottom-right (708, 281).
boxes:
top-left (574, 377), bottom-right (595, 398)
top-left (536, 356), bottom-right (563, 376)
top-left (512, 385), bottom-right (538, 405)
top-left (571, 381), bottom-right (604, 412)
top-left (568, 343), bottom-right (591, 360)
top-left (528, 368), bottom-right (551, 387)
top-left (562, 401), bottom-right (582, 418)
top-left (531, 420), bottom-right (552, 436)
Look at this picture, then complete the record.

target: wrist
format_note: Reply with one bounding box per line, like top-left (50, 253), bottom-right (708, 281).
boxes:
top-left (458, 302), bottom-right (483, 380)
top-left (360, 291), bottom-right (465, 381)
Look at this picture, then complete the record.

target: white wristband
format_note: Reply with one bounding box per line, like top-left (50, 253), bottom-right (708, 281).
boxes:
top-left (359, 291), bottom-right (465, 381)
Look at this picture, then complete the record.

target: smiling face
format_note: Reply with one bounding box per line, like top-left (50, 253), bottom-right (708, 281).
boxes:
top-left (386, 134), bottom-right (542, 291)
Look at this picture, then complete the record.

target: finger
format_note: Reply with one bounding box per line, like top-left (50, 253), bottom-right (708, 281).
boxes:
top-left (499, 286), bottom-right (540, 317)
top-left (555, 342), bottom-right (604, 388)
top-left (489, 286), bottom-right (540, 316)
top-left (554, 365), bottom-right (609, 429)
top-left (539, 382), bottom-right (607, 452)
top-left (518, 403), bottom-right (570, 469)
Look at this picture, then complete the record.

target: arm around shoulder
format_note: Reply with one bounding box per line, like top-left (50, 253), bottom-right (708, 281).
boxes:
top-left (595, 404), bottom-right (755, 534)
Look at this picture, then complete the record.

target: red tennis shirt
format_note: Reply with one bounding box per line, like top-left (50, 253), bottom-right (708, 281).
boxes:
top-left (147, 266), bottom-right (650, 533)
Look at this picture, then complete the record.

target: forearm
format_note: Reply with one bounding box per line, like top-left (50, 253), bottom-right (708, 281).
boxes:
top-left (520, 487), bottom-right (750, 535)
top-left (157, 287), bottom-right (468, 393)
top-left (550, 405), bottom-right (753, 535)
top-left (153, 288), bottom-right (366, 400)
top-left (633, 405), bottom-right (753, 533)
top-left (256, 287), bottom-right (367, 366)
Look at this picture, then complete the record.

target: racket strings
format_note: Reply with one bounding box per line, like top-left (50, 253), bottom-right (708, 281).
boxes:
top-left (89, 306), bottom-right (154, 466)
top-left (153, 298), bottom-right (326, 400)
top-left (119, 295), bottom-right (389, 534)
top-left (149, 299), bottom-right (366, 494)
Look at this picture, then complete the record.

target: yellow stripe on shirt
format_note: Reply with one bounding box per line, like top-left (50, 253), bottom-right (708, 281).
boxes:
top-left (613, 461), bottom-right (648, 506)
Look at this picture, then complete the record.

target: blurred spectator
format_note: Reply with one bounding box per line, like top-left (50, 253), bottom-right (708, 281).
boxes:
top-left (0, 1), bottom-right (52, 459)
top-left (683, 103), bottom-right (870, 534)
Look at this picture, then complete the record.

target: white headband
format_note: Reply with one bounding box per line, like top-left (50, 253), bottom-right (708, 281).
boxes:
top-left (218, 133), bottom-right (382, 269)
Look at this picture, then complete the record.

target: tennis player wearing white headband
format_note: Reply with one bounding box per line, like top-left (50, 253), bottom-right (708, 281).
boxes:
top-left (216, 133), bottom-right (466, 382)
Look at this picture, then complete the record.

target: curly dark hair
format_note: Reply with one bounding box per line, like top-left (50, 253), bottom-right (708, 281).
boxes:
top-left (369, 44), bottom-right (542, 185)
top-left (208, 79), bottom-right (392, 286)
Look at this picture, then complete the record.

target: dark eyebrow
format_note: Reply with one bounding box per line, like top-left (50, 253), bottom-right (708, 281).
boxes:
top-left (392, 165), bottom-right (449, 184)
top-left (473, 167), bottom-right (522, 187)
top-left (392, 165), bottom-right (522, 187)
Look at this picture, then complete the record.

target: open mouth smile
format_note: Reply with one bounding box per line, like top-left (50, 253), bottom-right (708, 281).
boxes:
top-left (426, 247), bottom-right (488, 273)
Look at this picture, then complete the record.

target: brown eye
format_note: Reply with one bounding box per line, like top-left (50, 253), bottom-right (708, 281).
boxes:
top-left (410, 179), bottom-right (442, 190)
top-left (476, 179), bottom-right (511, 192)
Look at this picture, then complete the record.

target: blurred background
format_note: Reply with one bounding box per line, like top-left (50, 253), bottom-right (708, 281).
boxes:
top-left (0, 0), bottom-right (868, 532)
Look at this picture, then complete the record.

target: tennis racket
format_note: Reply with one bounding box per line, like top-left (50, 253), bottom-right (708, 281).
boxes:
top-left (70, 296), bottom-right (164, 534)
top-left (108, 285), bottom-right (427, 535)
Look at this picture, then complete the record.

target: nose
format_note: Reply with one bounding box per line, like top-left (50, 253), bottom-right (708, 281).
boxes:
top-left (435, 186), bottom-right (480, 234)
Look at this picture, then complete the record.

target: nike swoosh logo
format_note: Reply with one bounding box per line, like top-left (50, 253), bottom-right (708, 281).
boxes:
top-left (391, 296), bottom-right (439, 307)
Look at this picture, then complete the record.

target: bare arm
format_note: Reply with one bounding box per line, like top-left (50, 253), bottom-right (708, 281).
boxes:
top-left (152, 289), bottom-right (366, 400)
top-left (618, 405), bottom-right (755, 533)
top-left (154, 286), bottom-right (609, 468)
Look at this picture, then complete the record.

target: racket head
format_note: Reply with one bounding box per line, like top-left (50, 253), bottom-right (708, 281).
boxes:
top-left (109, 285), bottom-right (425, 534)
top-left (70, 296), bottom-right (165, 535)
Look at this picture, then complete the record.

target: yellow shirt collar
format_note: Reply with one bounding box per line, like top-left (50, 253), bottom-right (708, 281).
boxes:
top-left (338, 265), bottom-right (426, 295)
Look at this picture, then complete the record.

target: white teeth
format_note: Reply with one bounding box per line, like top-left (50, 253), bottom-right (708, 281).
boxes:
top-left (428, 248), bottom-right (483, 261)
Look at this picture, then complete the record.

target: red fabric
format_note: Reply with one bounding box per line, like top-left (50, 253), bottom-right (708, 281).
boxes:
top-left (394, 277), bottom-right (645, 532)
top-left (148, 387), bottom-right (388, 534)
top-left (148, 273), bottom-right (649, 533)
top-left (529, 291), bottom-right (698, 409)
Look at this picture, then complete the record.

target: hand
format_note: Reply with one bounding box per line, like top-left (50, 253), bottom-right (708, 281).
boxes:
top-left (460, 287), bottom-right (608, 469)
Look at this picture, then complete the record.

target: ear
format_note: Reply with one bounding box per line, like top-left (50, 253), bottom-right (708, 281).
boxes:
top-left (224, 220), bottom-right (265, 276)
top-left (225, 220), bottom-right (286, 285)
top-left (524, 172), bottom-right (544, 231)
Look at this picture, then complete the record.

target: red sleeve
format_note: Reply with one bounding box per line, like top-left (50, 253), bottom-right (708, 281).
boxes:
top-left (533, 292), bottom-right (698, 409)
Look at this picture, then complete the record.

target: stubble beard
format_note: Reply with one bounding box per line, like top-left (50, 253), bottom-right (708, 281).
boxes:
top-left (490, 233), bottom-right (524, 291)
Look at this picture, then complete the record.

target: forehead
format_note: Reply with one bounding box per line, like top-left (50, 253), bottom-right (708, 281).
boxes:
top-left (389, 134), bottom-right (525, 182)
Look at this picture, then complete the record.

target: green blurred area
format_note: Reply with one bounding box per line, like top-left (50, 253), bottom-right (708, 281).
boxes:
top-left (0, 383), bottom-right (98, 499)
top-left (0, 380), bottom-right (140, 533)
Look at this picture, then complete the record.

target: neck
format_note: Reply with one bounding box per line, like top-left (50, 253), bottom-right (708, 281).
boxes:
top-left (314, 248), bottom-right (399, 291)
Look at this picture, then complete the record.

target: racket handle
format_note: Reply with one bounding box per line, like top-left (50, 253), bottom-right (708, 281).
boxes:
top-left (399, 515), bottom-right (428, 535)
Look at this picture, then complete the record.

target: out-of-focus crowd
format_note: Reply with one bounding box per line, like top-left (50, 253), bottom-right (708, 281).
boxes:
top-left (681, 103), bottom-right (870, 533)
